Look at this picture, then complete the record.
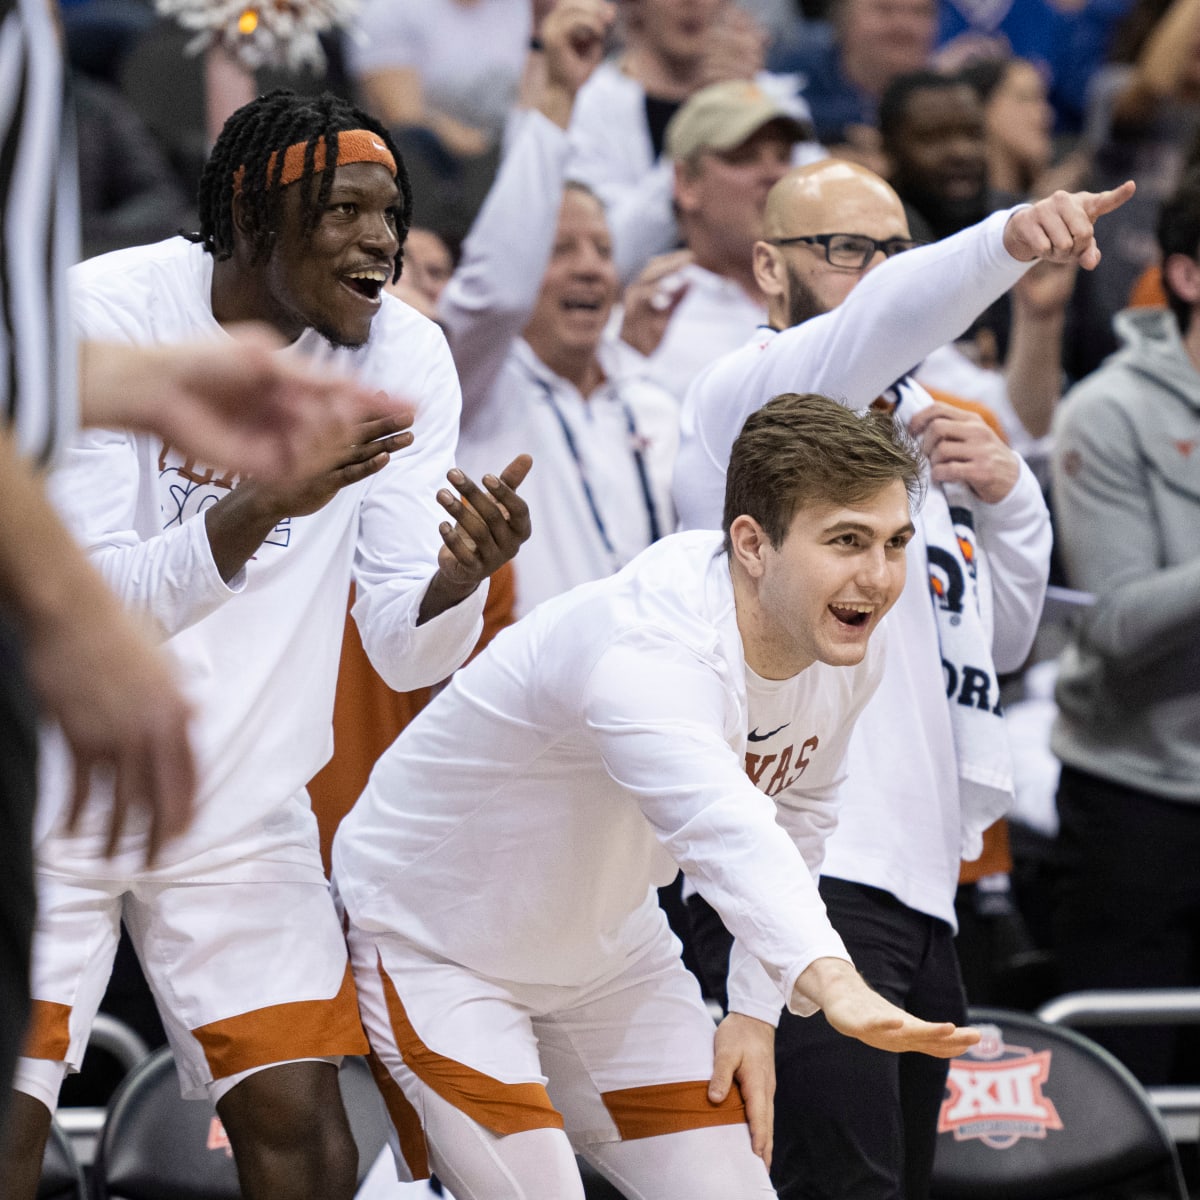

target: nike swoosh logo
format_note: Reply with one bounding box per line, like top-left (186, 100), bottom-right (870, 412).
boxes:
top-left (748, 723), bottom-right (790, 742)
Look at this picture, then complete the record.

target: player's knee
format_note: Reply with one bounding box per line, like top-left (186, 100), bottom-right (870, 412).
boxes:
top-left (218, 1061), bottom-right (357, 1183)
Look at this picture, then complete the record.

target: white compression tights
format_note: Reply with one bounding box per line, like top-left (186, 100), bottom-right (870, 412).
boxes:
top-left (418, 1087), bottom-right (777, 1200)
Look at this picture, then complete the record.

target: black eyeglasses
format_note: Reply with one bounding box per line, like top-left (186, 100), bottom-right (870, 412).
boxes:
top-left (766, 233), bottom-right (924, 268)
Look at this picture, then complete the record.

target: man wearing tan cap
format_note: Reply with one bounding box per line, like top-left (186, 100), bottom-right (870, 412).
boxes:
top-left (566, 0), bottom-right (815, 282)
top-left (617, 79), bottom-right (810, 401)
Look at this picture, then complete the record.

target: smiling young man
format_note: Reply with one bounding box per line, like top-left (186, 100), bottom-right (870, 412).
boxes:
top-left (331, 391), bottom-right (979, 1200)
top-left (3, 91), bottom-right (530, 1200)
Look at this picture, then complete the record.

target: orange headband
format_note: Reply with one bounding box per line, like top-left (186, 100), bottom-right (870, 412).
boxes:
top-left (234, 129), bottom-right (397, 193)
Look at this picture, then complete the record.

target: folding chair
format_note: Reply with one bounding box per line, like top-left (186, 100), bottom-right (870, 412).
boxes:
top-left (37, 1120), bottom-right (85, 1200)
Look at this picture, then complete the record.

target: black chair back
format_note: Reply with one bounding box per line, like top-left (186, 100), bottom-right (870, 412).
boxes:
top-left (932, 1007), bottom-right (1189, 1200)
top-left (37, 1120), bottom-right (85, 1200)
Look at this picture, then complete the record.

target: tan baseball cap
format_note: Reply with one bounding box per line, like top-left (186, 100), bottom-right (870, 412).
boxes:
top-left (665, 80), bottom-right (811, 162)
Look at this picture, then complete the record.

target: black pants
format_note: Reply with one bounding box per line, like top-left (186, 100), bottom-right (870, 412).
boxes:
top-left (687, 878), bottom-right (965, 1200)
top-left (1053, 763), bottom-right (1200, 1085)
top-left (0, 614), bottom-right (38, 1135)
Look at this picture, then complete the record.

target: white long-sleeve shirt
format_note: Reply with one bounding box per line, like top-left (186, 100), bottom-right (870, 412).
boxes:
top-left (674, 210), bottom-right (1051, 929)
top-left (440, 110), bottom-right (678, 616)
top-left (38, 237), bottom-right (486, 880)
top-left (334, 531), bottom-right (883, 1017)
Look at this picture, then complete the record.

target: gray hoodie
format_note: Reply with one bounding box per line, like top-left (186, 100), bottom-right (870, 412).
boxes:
top-left (1051, 307), bottom-right (1200, 802)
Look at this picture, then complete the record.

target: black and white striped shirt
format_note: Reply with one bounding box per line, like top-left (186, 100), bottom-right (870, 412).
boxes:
top-left (0, 0), bottom-right (78, 465)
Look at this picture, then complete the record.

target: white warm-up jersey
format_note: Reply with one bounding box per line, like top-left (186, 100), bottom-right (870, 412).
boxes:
top-left (334, 531), bottom-right (884, 1018)
top-left (39, 238), bottom-right (486, 880)
top-left (673, 210), bottom-right (1051, 927)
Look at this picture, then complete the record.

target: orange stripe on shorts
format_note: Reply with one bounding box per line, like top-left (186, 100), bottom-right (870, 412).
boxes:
top-left (602, 1078), bottom-right (747, 1140)
top-left (365, 1050), bottom-right (431, 1180)
top-left (192, 962), bottom-right (368, 1080)
top-left (22, 1000), bottom-right (71, 1061)
top-left (376, 955), bottom-right (564, 1136)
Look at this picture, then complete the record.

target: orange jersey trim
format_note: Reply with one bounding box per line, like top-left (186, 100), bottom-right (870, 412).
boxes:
top-left (602, 1078), bottom-right (747, 1140)
top-left (376, 957), bottom-right (564, 1137)
top-left (22, 999), bottom-right (71, 1061)
top-left (192, 962), bottom-right (368, 1080)
top-left (366, 1050), bottom-right (431, 1180)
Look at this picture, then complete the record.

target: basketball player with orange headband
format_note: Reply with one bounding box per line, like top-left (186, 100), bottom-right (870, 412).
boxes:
top-left (2, 90), bottom-right (530, 1200)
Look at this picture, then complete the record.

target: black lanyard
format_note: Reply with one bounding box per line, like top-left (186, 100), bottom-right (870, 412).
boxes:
top-left (525, 367), bottom-right (663, 567)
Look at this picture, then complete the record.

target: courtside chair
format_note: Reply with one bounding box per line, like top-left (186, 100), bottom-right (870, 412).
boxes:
top-left (92, 1049), bottom-right (390, 1199)
top-left (37, 1120), bottom-right (85, 1200)
top-left (931, 1007), bottom-right (1188, 1200)
top-left (577, 1156), bottom-right (627, 1199)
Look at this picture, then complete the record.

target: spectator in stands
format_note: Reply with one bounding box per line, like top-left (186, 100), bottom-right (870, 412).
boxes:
top-left (568, 0), bottom-right (815, 281)
top-left (346, 0), bottom-right (533, 245)
top-left (960, 56), bottom-right (1056, 202)
top-left (349, 0), bottom-right (530, 157)
top-left (880, 69), bottom-right (990, 243)
top-left (768, 0), bottom-right (936, 169)
top-left (1050, 168), bottom-right (1200, 1087)
top-left (74, 72), bottom-right (193, 259)
top-left (441, 0), bottom-right (678, 617)
top-left (1067, 0), bottom-right (1200, 378)
top-left (620, 79), bottom-right (807, 399)
top-left (932, 0), bottom-right (1117, 134)
top-left (385, 225), bottom-right (455, 320)
top-left (883, 67), bottom-right (1074, 476)
top-left (880, 69), bottom-right (1014, 390)
top-left (59, 0), bottom-right (156, 84)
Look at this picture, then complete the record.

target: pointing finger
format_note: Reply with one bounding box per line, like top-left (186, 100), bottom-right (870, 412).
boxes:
top-left (1080, 179), bottom-right (1136, 220)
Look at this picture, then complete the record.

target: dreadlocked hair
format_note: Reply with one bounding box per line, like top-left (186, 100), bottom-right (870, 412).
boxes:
top-left (188, 89), bottom-right (412, 282)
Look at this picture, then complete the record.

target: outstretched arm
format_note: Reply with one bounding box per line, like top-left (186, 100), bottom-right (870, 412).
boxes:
top-left (769, 183), bottom-right (1138, 411)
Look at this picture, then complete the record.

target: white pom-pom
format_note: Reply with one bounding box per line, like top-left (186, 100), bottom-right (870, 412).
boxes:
top-left (155, 0), bottom-right (361, 73)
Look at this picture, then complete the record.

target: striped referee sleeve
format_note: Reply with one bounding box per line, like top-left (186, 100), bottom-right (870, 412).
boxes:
top-left (0, 0), bottom-right (79, 466)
